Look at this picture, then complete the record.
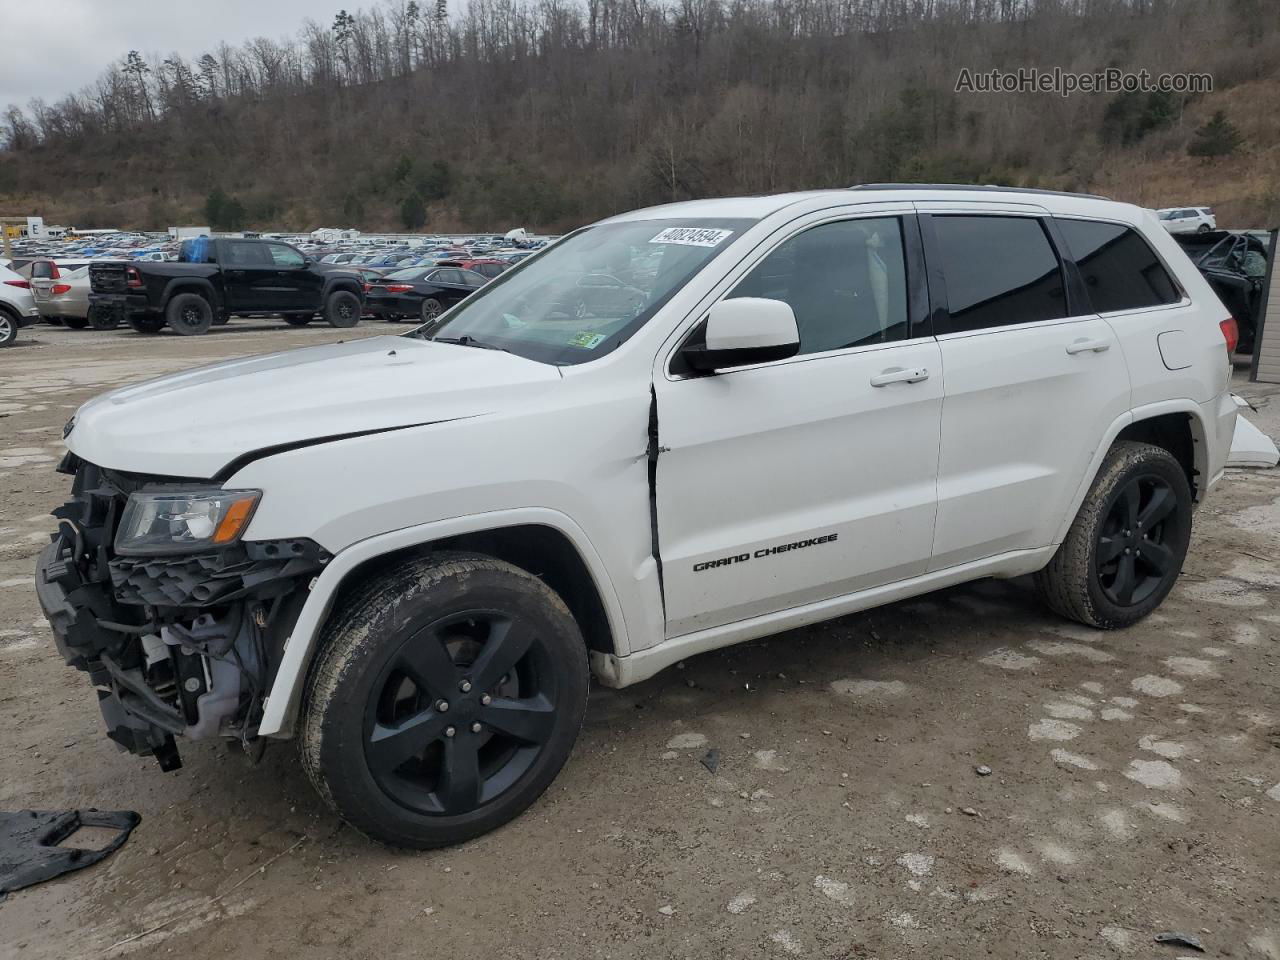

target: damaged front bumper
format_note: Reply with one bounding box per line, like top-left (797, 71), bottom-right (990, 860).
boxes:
top-left (35, 457), bottom-right (327, 771)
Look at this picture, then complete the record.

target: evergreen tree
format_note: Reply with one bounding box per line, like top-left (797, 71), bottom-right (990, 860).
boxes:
top-left (1188, 111), bottom-right (1244, 158)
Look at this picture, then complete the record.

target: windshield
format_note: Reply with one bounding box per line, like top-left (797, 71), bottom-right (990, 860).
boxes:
top-left (411, 218), bottom-right (753, 364)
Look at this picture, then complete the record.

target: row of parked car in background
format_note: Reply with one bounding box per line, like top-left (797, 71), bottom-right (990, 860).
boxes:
top-left (0, 205), bottom-right (1271, 349)
top-left (0, 229), bottom-right (551, 342)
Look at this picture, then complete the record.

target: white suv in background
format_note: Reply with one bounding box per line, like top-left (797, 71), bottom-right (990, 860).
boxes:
top-left (38, 185), bottom-right (1237, 848)
top-left (0, 262), bottom-right (40, 346)
top-left (1157, 206), bottom-right (1217, 234)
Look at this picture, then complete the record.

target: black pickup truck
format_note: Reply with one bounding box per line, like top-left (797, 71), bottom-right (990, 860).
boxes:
top-left (88, 238), bottom-right (365, 335)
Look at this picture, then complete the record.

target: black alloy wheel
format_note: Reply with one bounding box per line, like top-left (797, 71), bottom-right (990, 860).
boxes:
top-left (1095, 473), bottom-right (1182, 608)
top-left (302, 553), bottom-right (589, 848)
top-left (364, 610), bottom-right (559, 816)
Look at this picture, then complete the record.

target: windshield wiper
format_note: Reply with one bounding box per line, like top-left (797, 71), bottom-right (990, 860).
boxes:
top-left (431, 335), bottom-right (512, 354)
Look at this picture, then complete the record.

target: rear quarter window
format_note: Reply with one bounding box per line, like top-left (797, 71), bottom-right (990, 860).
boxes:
top-left (1055, 219), bottom-right (1180, 313)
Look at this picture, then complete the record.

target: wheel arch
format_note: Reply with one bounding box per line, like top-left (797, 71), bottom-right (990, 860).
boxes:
top-left (258, 509), bottom-right (628, 739)
top-left (1053, 399), bottom-right (1208, 546)
top-left (322, 277), bottom-right (363, 299)
top-left (161, 278), bottom-right (221, 311)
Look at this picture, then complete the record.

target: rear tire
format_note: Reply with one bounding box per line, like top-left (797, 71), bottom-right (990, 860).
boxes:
top-left (165, 293), bottom-right (214, 336)
top-left (127, 315), bottom-right (166, 334)
top-left (301, 552), bottom-right (589, 849)
top-left (325, 290), bottom-right (361, 328)
top-left (87, 306), bottom-right (119, 330)
top-left (62, 315), bottom-right (89, 330)
top-left (1034, 441), bottom-right (1192, 629)
top-left (420, 298), bottom-right (444, 322)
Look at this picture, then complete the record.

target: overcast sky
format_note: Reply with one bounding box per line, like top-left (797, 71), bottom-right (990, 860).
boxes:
top-left (1, 0), bottom-right (336, 110)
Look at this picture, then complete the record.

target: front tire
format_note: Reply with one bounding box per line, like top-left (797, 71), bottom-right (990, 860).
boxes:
top-left (1034, 441), bottom-right (1192, 629)
top-left (165, 293), bottom-right (214, 336)
top-left (301, 553), bottom-right (589, 849)
top-left (325, 290), bottom-right (361, 328)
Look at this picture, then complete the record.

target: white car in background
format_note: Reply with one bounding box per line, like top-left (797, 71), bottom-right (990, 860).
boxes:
top-left (1157, 206), bottom-right (1217, 234)
top-left (0, 261), bottom-right (40, 346)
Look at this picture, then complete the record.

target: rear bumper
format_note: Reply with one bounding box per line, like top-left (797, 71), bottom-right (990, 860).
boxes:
top-left (1200, 391), bottom-right (1238, 495)
top-left (89, 293), bottom-right (150, 316)
top-left (366, 294), bottom-right (421, 316)
top-left (36, 299), bottom-right (87, 320)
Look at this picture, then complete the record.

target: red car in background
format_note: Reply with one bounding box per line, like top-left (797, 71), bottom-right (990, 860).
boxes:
top-left (436, 258), bottom-right (510, 280)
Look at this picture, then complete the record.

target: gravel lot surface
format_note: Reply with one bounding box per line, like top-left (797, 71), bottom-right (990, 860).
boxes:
top-left (2, 323), bottom-right (1279, 959)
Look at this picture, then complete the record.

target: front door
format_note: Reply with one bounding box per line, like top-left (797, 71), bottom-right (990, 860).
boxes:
top-left (654, 212), bottom-right (943, 637)
top-left (265, 243), bottom-right (325, 311)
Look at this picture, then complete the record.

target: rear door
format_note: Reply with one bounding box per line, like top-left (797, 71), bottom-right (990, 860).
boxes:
top-left (917, 206), bottom-right (1131, 570)
top-left (221, 241), bottom-right (277, 311)
top-left (654, 208), bottom-right (943, 636)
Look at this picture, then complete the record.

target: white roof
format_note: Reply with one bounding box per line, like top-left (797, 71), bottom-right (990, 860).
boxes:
top-left (604, 186), bottom-right (1143, 225)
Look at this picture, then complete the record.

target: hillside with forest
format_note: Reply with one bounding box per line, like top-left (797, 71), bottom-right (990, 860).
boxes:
top-left (1, 0), bottom-right (1277, 233)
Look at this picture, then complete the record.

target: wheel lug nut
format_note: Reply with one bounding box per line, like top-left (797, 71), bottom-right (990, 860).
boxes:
top-left (444, 726), bottom-right (456, 738)
top-left (470, 722), bottom-right (482, 733)
top-left (436, 700), bottom-right (449, 712)
top-left (1124, 548), bottom-right (1132, 555)
top-left (480, 694), bottom-right (492, 706)
top-left (459, 680), bottom-right (472, 693)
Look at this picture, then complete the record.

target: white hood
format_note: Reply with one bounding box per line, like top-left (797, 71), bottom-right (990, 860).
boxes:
top-left (68, 335), bottom-right (562, 478)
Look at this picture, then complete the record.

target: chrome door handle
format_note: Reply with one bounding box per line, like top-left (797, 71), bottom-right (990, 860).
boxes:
top-left (1066, 338), bottom-right (1111, 355)
top-left (870, 367), bottom-right (929, 387)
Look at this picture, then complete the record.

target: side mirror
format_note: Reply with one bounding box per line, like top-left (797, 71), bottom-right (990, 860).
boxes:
top-left (680, 297), bottom-right (800, 373)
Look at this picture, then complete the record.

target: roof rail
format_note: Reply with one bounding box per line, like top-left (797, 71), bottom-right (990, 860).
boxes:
top-left (849, 183), bottom-right (1110, 201)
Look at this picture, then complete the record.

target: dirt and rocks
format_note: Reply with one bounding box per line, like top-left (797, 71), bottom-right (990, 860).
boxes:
top-left (1, 322), bottom-right (1278, 959)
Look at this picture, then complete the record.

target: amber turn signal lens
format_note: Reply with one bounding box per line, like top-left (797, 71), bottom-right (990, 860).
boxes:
top-left (213, 496), bottom-right (257, 544)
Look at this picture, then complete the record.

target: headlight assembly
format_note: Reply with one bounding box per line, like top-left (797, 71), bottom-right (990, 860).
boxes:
top-left (114, 489), bottom-right (261, 556)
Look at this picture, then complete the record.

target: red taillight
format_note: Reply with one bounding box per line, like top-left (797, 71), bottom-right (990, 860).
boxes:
top-left (1219, 317), bottom-right (1239, 356)
top-left (362, 283), bottom-right (371, 293)
top-left (126, 267), bottom-right (143, 288)
top-left (50, 283), bottom-right (72, 295)
top-left (384, 283), bottom-right (413, 293)
top-left (3, 278), bottom-right (30, 289)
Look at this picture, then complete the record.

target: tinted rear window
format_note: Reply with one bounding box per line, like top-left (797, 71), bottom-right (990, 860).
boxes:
top-left (1056, 219), bottom-right (1180, 313)
top-left (931, 216), bottom-right (1066, 332)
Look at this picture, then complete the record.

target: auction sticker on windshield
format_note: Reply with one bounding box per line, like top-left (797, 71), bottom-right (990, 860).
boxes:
top-left (649, 227), bottom-right (734, 247)
top-left (568, 331), bottom-right (608, 349)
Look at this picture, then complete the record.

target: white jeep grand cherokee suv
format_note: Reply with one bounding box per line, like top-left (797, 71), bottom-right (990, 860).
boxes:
top-left (37, 185), bottom-right (1237, 847)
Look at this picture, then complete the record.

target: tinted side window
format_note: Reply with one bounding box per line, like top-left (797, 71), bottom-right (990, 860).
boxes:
top-left (932, 216), bottom-right (1066, 332)
top-left (30, 261), bottom-right (55, 279)
top-left (268, 244), bottom-right (306, 268)
top-left (226, 242), bottom-right (268, 266)
top-left (1056, 219), bottom-right (1180, 313)
top-left (728, 217), bottom-right (909, 356)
